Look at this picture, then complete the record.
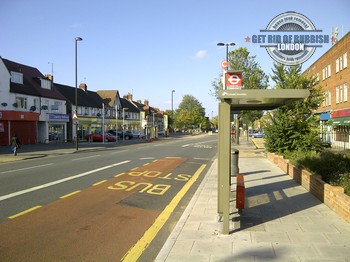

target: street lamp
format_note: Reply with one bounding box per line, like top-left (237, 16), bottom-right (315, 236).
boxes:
top-left (74, 36), bottom-right (82, 151)
top-left (122, 108), bottom-right (128, 140)
top-left (171, 90), bottom-right (175, 134)
top-left (217, 42), bottom-right (235, 69)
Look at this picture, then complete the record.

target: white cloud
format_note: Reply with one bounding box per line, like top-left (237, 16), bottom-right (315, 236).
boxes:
top-left (194, 50), bottom-right (207, 60)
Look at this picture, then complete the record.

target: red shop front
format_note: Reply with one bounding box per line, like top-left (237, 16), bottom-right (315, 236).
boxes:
top-left (0, 111), bottom-right (39, 146)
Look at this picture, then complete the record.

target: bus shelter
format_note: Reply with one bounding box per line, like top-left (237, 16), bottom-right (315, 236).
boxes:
top-left (217, 89), bottom-right (310, 234)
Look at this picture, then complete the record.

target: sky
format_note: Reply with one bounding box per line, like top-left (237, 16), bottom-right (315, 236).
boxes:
top-left (1, 0), bottom-right (349, 118)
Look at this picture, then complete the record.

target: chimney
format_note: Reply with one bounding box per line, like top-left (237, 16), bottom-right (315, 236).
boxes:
top-left (45, 74), bottom-right (53, 81)
top-left (127, 92), bottom-right (133, 101)
top-left (144, 99), bottom-right (149, 106)
top-left (79, 83), bottom-right (87, 91)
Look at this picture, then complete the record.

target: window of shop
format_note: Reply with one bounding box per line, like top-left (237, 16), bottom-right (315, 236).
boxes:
top-left (335, 126), bottom-right (349, 142)
top-left (49, 124), bottom-right (65, 141)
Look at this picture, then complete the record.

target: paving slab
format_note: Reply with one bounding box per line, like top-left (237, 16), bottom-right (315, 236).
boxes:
top-left (156, 138), bottom-right (350, 262)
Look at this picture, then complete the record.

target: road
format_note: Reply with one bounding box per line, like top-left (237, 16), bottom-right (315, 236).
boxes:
top-left (0, 134), bottom-right (217, 261)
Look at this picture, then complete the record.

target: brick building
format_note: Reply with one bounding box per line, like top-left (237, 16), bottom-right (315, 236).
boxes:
top-left (305, 31), bottom-right (349, 149)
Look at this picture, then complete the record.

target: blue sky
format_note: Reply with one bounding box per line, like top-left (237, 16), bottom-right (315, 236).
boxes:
top-left (1, 0), bottom-right (349, 117)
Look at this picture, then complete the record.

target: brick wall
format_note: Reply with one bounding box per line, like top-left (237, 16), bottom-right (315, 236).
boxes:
top-left (267, 152), bottom-right (350, 223)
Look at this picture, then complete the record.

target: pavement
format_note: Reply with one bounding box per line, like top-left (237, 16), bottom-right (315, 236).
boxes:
top-left (1, 136), bottom-right (350, 261)
top-left (155, 138), bottom-right (350, 262)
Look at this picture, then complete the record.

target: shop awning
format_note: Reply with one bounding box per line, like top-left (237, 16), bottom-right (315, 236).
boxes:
top-left (327, 116), bottom-right (350, 126)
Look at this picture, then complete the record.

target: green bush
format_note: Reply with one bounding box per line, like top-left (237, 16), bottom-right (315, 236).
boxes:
top-left (287, 149), bottom-right (350, 196)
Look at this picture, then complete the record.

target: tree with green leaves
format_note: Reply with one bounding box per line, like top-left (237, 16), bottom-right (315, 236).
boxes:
top-left (211, 47), bottom-right (269, 128)
top-left (173, 95), bottom-right (209, 131)
top-left (263, 63), bottom-right (324, 155)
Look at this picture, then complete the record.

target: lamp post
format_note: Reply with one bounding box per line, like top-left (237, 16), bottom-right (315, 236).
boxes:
top-left (102, 103), bottom-right (105, 144)
top-left (171, 89), bottom-right (175, 134)
top-left (122, 108), bottom-right (128, 140)
top-left (74, 36), bottom-right (82, 151)
top-left (217, 42), bottom-right (235, 69)
top-left (115, 104), bottom-right (118, 143)
top-left (217, 42), bottom-right (239, 144)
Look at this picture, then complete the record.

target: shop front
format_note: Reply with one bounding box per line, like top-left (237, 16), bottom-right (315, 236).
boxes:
top-left (0, 110), bottom-right (39, 146)
top-left (48, 113), bottom-right (69, 142)
top-left (327, 109), bottom-right (350, 149)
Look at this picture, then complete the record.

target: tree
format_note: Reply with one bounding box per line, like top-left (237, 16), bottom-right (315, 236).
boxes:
top-left (211, 47), bottom-right (269, 128)
top-left (263, 63), bottom-right (324, 155)
top-left (174, 95), bottom-right (208, 131)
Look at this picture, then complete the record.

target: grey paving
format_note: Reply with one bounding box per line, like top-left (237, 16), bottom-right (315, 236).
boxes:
top-left (156, 139), bottom-right (350, 262)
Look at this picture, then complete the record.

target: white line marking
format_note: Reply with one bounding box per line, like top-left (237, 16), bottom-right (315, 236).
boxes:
top-left (0, 160), bottom-right (130, 201)
top-left (181, 144), bottom-right (190, 147)
top-left (111, 150), bottom-right (129, 154)
top-left (194, 157), bottom-right (210, 160)
top-left (72, 155), bottom-right (100, 161)
top-left (140, 157), bottom-right (155, 160)
top-left (0, 163), bottom-right (54, 174)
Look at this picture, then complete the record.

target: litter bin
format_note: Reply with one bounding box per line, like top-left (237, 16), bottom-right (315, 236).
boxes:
top-left (231, 148), bottom-right (239, 177)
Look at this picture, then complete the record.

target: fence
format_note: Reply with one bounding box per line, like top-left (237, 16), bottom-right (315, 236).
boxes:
top-left (321, 126), bottom-right (350, 150)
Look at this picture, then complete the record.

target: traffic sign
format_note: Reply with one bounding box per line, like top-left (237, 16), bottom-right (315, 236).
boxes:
top-left (72, 112), bottom-right (78, 120)
top-left (221, 60), bottom-right (228, 69)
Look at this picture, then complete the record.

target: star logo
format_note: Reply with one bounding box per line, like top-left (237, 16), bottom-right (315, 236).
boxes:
top-left (245, 36), bottom-right (251, 42)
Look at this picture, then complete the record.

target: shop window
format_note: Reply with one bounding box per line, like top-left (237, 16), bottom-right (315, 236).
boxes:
top-left (335, 126), bottom-right (349, 143)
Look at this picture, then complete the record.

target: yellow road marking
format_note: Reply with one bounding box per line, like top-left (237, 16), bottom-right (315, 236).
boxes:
top-left (121, 164), bottom-right (206, 261)
top-left (115, 172), bottom-right (125, 177)
top-left (9, 205), bottom-right (42, 219)
top-left (93, 180), bottom-right (107, 186)
top-left (60, 190), bottom-right (81, 199)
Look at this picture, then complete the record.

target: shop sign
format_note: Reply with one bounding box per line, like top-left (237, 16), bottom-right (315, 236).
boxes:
top-left (49, 113), bottom-right (70, 122)
top-left (331, 109), bottom-right (350, 118)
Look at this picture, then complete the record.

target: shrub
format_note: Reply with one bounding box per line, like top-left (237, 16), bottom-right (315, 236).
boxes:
top-left (288, 149), bottom-right (350, 195)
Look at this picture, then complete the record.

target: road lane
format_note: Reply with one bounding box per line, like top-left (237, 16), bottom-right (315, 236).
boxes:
top-left (0, 160), bottom-right (130, 201)
top-left (0, 157), bottom-right (207, 261)
top-left (0, 135), bottom-right (217, 222)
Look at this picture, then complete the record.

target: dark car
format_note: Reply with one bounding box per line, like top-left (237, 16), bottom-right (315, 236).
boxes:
top-left (108, 130), bottom-right (133, 140)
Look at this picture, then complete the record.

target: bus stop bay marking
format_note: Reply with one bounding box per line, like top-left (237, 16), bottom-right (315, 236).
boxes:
top-left (108, 170), bottom-right (192, 196)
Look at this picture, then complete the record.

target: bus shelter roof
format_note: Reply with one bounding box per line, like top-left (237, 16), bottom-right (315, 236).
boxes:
top-left (218, 89), bottom-right (310, 110)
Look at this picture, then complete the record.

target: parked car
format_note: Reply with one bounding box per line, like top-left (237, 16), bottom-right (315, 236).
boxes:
top-left (249, 132), bottom-right (265, 138)
top-left (132, 130), bottom-right (145, 138)
top-left (85, 133), bottom-right (116, 142)
top-left (108, 130), bottom-right (134, 140)
top-left (158, 130), bottom-right (165, 136)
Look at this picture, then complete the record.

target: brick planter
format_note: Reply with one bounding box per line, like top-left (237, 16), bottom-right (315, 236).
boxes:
top-left (267, 152), bottom-right (350, 223)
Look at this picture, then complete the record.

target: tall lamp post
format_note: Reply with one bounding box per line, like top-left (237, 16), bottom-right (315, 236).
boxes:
top-left (217, 42), bottom-right (235, 69)
top-left (171, 90), bottom-right (175, 134)
top-left (217, 42), bottom-right (239, 144)
top-left (75, 36), bottom-right (83, 151)
top-left (122, 108), bottom-right (128, 140)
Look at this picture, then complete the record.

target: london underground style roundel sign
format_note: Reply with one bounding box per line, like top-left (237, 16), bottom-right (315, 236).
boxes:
top-left (225, 70), bottom-right (242, 89)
